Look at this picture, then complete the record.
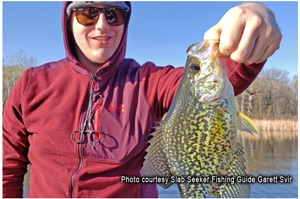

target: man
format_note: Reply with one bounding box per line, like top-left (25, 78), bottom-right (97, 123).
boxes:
top-left (3, 1), bottom-right (281, 198)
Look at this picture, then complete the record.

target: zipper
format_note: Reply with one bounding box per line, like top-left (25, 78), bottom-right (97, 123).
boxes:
top-left (70, 145), bottom-right (84, 198)
top-left (70, 76), bottom-right (96, 198)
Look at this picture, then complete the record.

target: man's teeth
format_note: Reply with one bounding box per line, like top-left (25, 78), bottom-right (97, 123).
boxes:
top-left (94, 37), bottom-right (109, 41)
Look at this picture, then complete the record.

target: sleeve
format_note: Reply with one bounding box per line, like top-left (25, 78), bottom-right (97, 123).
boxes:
top-left (221, 57), bottom-right (265, 96)
top-left (141, 62), bottom-right (183, 120)
top-left (3, 68), bottom-right (32, 198)
top-left (141, 59), bottom-right (265, 120)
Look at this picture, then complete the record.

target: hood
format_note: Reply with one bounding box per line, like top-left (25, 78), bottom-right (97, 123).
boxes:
top-left (61, 1), bottom-right (131, 78)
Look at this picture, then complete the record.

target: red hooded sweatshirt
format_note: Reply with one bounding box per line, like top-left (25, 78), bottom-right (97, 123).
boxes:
top-left (3, 2), bottom-right (265, 198)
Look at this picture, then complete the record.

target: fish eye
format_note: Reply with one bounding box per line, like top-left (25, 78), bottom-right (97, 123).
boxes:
top-left (190, 63), bottom-right (200, 74)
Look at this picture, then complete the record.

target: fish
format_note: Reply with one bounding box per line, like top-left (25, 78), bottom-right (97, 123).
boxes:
top-left (140, 39), bottom-right (259, 198)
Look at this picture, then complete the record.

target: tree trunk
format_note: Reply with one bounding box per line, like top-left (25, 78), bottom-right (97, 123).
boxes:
top-left (241, 92), bottom-right (245, 113)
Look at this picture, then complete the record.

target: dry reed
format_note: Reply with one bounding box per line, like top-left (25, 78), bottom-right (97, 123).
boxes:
top-left (237, 119), bottom-right (298, 140)
top-left (238, 129), bottom-right (298, 140)
top-left (252, 119), bottom-right (298, 132)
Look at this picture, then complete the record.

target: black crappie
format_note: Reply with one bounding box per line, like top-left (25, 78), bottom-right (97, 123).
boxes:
top-left (141, 40), bottom-right (259, 198)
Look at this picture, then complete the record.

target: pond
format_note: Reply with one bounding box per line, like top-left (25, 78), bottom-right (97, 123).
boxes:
top-left (23, 130), bottom-right (297, 198)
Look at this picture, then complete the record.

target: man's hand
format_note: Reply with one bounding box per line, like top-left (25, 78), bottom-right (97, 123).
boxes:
top-left (204, 2), bottom-right (282, 65)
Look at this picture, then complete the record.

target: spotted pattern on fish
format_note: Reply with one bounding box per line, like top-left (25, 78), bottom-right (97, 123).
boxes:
top-left (161, 88), bottom-right (238, 197)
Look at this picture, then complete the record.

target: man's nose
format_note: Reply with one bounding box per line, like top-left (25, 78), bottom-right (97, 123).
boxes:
top-left (95, 12), bottom-right (109, 30)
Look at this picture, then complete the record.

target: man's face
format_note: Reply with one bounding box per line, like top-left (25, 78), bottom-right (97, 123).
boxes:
top-left (70, 5), bottom-right (124, 65)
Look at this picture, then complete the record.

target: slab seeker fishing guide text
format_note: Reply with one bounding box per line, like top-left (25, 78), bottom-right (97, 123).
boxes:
top-left (121, 175), bottom-right (293, 185)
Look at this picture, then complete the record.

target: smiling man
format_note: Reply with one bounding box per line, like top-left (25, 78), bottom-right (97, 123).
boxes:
top-left (3, 1), bottom-right (281, 198)
top-left (68, 2), bottom-right (127, 74)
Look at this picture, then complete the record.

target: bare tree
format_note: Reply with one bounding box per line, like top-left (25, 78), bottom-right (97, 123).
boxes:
top-left (3, 50), bottom-right (38, 107)
top-left (245, 75), bottom-right (269, 117)
top-left (236, 68), bottom-right (297, 120)
top-left (290, 75), bottom-right (298, 119)
top-left (4, 50), bottom-right (38, 68)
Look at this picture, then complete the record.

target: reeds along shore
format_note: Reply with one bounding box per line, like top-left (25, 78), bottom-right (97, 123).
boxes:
top-left (238, 119), bottom-right (298, 140)
top-left (252, 119), bottom-right (298, 132)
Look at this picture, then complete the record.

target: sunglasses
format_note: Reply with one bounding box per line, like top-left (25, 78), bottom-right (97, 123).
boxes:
top-left (72, 7), bottom-right (129, 26)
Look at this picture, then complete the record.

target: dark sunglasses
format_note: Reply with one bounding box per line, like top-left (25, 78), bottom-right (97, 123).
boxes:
top-left (72, 7), bottom-right (129, 26)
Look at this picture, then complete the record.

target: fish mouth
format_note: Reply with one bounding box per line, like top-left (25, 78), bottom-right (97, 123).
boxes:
top-left (187, 39), bottom-right (220, 56)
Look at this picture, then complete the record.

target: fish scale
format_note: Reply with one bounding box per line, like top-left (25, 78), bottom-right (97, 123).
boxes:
top-left (163, 95), bottom-right (236, 197)
top-left (141, 40), bottom-right (259, 198)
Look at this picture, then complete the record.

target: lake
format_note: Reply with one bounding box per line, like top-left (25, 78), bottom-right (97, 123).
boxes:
top-left (23, 130), bottom-right (297, 198)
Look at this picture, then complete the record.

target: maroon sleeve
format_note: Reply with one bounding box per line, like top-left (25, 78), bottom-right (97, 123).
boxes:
top-left (141, 62), bottom-right (183, 120)
top-left (141, 58), bottom-right (265, 120)
top-left (221, 57), bottom-right (265, 96)
top-left (3, 68), bottom-right (31, 198)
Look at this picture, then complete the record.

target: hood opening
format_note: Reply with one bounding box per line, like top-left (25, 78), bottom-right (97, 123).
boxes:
top-left (61, 1), bottom-right (131, 77)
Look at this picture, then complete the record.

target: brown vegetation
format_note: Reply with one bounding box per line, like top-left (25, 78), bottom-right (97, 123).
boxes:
top-left (253, 119), bottom-right (298, 132)
top-left (238, 120), bottom-right (298, 141)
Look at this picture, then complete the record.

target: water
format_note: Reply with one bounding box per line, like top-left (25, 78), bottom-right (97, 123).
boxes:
top-left (23, 131), bottom-right (297, 198)
top-left (157, 131), bottom-right (298, 198)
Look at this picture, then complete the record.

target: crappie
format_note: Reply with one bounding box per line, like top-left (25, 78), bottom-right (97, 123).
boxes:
top-left (141, 40), bottom-right (259, 198)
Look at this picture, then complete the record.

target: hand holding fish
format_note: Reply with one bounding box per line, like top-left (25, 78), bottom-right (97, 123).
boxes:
top-left (204, 2), bottom-right (282, 65)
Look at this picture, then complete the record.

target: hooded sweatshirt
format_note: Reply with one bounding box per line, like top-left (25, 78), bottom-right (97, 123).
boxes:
top-left (3, 2), bottom-right (265, 198)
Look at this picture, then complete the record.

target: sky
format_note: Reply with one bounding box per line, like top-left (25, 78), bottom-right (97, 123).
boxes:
top-left (2, 1), bottom-right (298, 80)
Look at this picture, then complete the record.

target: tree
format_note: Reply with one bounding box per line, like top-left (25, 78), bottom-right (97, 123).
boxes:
top-left (3, 50), bottom-right (38, 107)
top-left (236, 67), bottom-right (297, 120)
top-left (290, 75), bottom-right (298, 119)
top-left (244, 75), bottom-right (269, 117)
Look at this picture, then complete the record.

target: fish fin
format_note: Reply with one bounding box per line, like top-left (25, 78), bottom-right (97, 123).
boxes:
top-left (161, 112), bottom-right (168, 120)
top-left (212, 143), bottom-right (250, 198)
top-left (141, 121), bottom-right (174, 189)
top-left (236, 111), bottom-right (259, 135)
